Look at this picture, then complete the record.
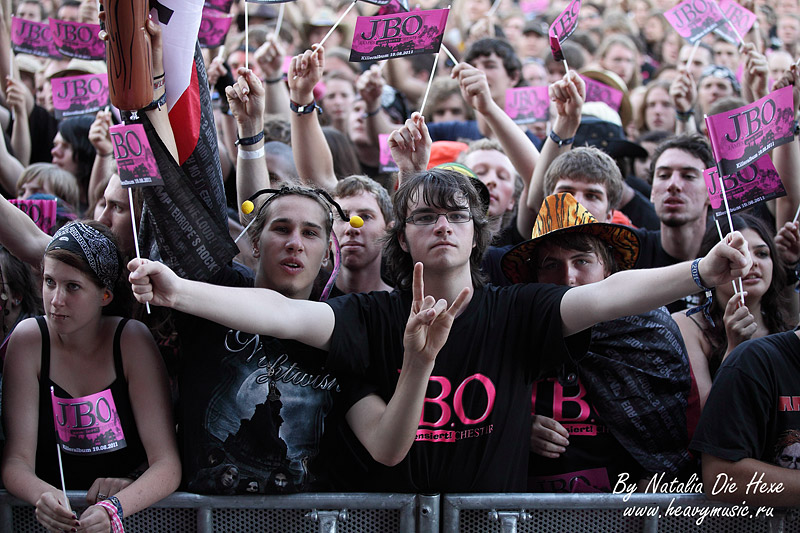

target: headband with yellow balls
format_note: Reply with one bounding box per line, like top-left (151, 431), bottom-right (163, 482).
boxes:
top-left (234, 187), bottom-right (364, 301)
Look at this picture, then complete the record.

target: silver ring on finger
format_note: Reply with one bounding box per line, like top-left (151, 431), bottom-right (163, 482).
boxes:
top-left (97, 493), bottom-right (107, 500)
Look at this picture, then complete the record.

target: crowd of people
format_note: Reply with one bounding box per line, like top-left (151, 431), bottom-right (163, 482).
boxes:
top-left (0, 0), bottom-right (799, 530)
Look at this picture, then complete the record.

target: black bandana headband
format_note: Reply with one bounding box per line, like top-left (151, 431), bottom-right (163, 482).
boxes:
top-left (45, 222), bottom-right (120, 291)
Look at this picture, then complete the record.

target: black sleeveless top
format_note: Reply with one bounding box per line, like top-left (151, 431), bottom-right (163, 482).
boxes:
top-left (34, 317), bottom-right (147, 489)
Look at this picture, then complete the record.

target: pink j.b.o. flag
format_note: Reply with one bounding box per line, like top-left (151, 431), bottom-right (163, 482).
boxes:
top-left (49, 18), bottom-right (105, 60)
top-left (51, 73), bottom-right (109, 119)
top-left (11, 17), bottom-right (60, 58)
top-left (9, 198), bottom-right (58, 235)
top-left (505, 86), bottom-right (550, 124)
top-left (50, 387), bottom-right (127, 456)
top-left (379, 134), bottom-right (399, 173)
top-left (581, 76), bottom-right (623, 112)
top-left (664, 0), bottom-right (726, 44)
top-left (199, 7), bottom-right (233, 48)
top-left (110, 124), bottom-right (165, 188)
top-left (548, 0), bottom-right (581, 61)
top-left (350, 8), bottom-right (449, 62)
top-left (714, 0), bottom-right (756, 44)
top-left (705, 85), bottom-right (795, 176)
top-left (703, 155), bottom-right (785, 218)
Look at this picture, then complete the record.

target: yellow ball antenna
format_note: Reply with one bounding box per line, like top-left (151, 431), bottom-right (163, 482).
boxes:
top-left (241, 200), bottom-right (254, 215)
top-left (349, 215), bottom-right (364, 228)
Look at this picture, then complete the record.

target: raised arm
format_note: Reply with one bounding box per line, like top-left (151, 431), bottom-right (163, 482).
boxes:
top-left (772, 61), bottom-right (800, 229)
top-left (561, 232), bottom-right (752, 336)
top-left (288, 46), bottom-right (337, 190)
top-left (0, 191), bottom-right (51, 266)
top-left (356, 64), bottom-right (398, 139)
top-left (452, 62), bottom-right (540, 238)
top-left (346, 263), bottom-right (471, 465)
top-left (225, 67), bottom-right (267, 220)
top-left (388, 112), bottom-right (431, 187)
top-left (6, 77), bottom-right (32, 167)
top-left (254, 36), bottom-right (290, 118)
top-left (669, 67), bottom-right (698, 135)
top-left (526, 72), bottom-right (585, 215)
top-left (87, 110), bottom-right (116, 208)
top-left (128, 258), bottom-right (336, 350)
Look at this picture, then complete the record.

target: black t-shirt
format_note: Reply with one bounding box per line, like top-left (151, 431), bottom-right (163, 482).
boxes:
top-left (325, 284), bottom-right (589, 492)
top-left (691, 331), bottom-right (800, 466)
top-left (632, 228), bottom-right (699, 313)
top-left (177, 266), bottom-right (340, 494)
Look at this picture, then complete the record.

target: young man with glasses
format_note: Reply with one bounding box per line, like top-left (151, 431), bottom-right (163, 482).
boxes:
top-left (129, 168), bottom-right (752, 492)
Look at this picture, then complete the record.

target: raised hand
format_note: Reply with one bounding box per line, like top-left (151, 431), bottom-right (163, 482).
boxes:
top-left (403, 262), bottom-right (471, 368)
top-left (530, 415), bottom-right (570, 459)
top-left (669, 67), bottom-right (696, 114)
top-left (255, 36), bottom-right (286, 81)
top-left (550, 70), bottom-right (585, 135)
top-left (88, 109), bottom-right (113, 157)
top-left (776, 222), bottom-right (800, 269)
top-left (698, 231), bottom-right (752, 287)
top-left (388, 112), bottom-right (431, 174)
top-left (288, 45), bottom-right (324, 104)
top-left (225, 67), bottom-right (265, 137)
top-left (356, 63), bottom-right (385, 113)
top-left (741, 43), bottom-right (768, 101)
top-left (452, 62), bottom-right (494, 116)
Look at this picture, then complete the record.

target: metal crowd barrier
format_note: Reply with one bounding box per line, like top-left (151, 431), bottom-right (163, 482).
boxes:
top-left (0, 491), bottom-right (438, 533)
top-left (1, 491), bottom-right (798, 532)
top-left (442, 493), bottom-right (799, 533)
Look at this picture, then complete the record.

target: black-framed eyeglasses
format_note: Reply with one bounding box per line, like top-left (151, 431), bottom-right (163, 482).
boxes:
top-left (405, 210), bottom-right (472, 225)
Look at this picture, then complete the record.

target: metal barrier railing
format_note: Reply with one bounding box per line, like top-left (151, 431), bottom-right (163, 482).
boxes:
top-left (441, 493), bottom-right (799, 533)
top-left (2, 491), bottom-right (798, 533)
top-left (0, 491), bottom-right (439, 533)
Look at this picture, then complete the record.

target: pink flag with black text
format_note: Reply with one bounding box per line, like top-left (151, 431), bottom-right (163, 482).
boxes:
top-left (50, 387), bottom-right (128, 456)
top-left (714, 0), bottom-right (756, 44)
top-left (548, 0), bottom-right (581, 61)
top-left (703, 155), bottom-right (786, 219)
top-left (350, 8), bottom-right (449, 62)
top-left (704, 85), bottom-right (795, 176)
top-left (664, 0), bottom-right (726, 44)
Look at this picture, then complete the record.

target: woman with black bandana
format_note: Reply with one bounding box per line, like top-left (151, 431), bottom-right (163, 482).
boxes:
top-left (1, 221), bottom-right (180, 533)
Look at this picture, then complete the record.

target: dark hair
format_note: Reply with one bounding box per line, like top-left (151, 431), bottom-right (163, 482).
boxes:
top-left (699, 213), bottom-right (791, 375)
top-left (0, 245), bottom-right (43, 335)
top-left (649, 134), bottom-right (714, 182)
top-left (465, 38), bottom-right (522, 83)
top-left (58, 116), bottom-right (97, 184)
top-left (43, 220), bottom-right (130, 317)
top-left (384, 169), bottom-right (490, 289)
top-left (322, 127), bottom-right (362, 180)
top-left (531, 233), bottom-right (618, 282)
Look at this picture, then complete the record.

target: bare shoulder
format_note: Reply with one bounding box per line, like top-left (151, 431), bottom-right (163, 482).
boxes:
top-left (116, 318), bottom-right (162, 373)
top-left (3, 317), bottom-right (44, 376)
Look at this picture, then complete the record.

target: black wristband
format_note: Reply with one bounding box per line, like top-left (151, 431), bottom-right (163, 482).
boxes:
top-left (105, 495), bottom-right (123, 519)
top-left (363, 107), bottom-right (381, 118)
top-left (141, 91), bottom-right (167, 112)
top-left (264, 76), bottom-right (284, 84)
top-left (235, 131), bottom-right (265, 146)
top-left (290, 100), bottom-right (322, 116)
top-left (549, 130), bottom-right (574, 147)
top-left (676, 108), bottom-right (694, 122)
